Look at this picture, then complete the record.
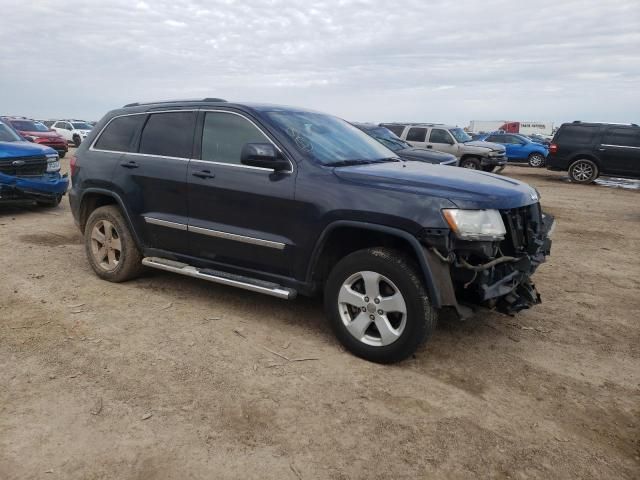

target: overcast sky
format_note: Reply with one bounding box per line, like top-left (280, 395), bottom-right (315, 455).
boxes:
top-left (1, 0), bottom-right (638, 126)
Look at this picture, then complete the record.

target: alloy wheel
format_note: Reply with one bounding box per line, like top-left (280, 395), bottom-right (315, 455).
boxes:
top-left (338, 271), bottom-right (407, 347)
top-left (90, 220), bottom-right (122, 271)
top-left (572, 161), bottom-right (594, 182)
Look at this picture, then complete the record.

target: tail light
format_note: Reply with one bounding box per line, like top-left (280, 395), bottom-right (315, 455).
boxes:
top-left (69, 155), bottom-right (77, 176)
top-left (549, 143), bottom-right (558, 154)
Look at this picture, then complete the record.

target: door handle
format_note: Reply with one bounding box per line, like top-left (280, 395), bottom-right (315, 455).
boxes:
top-left (426, 145), bottom-right (433, 149)
top-left (120, 161), bottom-right (139, 169)
top-left (192, 169), bottom-right (215, 179)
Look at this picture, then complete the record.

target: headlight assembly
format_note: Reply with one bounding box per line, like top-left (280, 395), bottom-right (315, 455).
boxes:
top-left (442, 209), bottom-right (506, 241)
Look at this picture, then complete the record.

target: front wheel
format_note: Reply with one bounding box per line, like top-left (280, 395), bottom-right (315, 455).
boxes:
top-left (528, 153), bottom-right (546, 168)
top-left (324, 247), bottom-right (437, 364)
top-left (481, 165), bottom-right (495, 172)
top-left (460, 157), bottom-right (480, 169)
top-left (73, 135), bottom-right (81, 147)
top-left (568, 158), bottom-right (598, 183)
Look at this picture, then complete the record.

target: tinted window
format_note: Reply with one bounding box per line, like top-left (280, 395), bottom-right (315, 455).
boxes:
top-left (94, 115), bottom-right (146, 152)
top-left (429, 129), bottom-right (452, 144)
top-left (381, 124), bottom-right (405, 136)
top-left (406, 127), bottom-right (427, 142)
top-left (602, 128), bottom-right (640, 148)
top-left (139, 112), bottom-right (196, 158)
top-left (555, 125), bottom-right (599, 144)
top-left (486, 135), bottom-right (503, 143)
top-left (201, 112), bottom-right (270, 165)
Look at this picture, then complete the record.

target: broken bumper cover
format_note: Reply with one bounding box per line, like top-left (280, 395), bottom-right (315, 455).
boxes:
top-left (0, 172), bottom-right (69, 202)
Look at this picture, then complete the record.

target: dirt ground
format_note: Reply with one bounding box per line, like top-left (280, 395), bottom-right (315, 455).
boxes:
top-left (1, 154), bottom-right (639, 479)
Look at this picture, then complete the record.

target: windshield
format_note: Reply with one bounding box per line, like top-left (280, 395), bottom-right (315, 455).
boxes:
top-left (364, 127), bottom-right (411, 152)
top-left (0, 121), bottom-right (23, 142)
top-left (72, 122), bottom-right (92, 130)
top-left (10, 120), bottom-right (49, 132)
top-left (265, 111), bottom-right (399, 166)
top-left (450, 128), bottom-right (472, 143)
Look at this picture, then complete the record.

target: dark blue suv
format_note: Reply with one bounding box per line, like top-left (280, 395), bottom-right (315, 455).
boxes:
top-left (70, 99), bottom-right (554, 363)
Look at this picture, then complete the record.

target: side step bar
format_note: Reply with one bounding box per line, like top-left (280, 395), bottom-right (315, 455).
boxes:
top-left (142, 257), bottom-right (296, 300)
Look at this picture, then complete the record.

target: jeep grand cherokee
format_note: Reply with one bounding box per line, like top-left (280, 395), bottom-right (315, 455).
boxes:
top-left (69, 99), bottom-right (554, 363)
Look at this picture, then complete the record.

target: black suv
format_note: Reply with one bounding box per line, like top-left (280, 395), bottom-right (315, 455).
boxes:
top-left (70, 99), bottom-right (554, 363)
top-left (547, 121), bottom-right (640, 183)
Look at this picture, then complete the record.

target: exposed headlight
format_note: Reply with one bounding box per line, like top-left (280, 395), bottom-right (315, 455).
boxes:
top-left (442, 209), bottom-right (506, 241)
top-left (46, 154), bottom-right (60, 172)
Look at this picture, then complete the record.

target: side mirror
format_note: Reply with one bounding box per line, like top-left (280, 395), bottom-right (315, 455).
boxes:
top-left (241, 143), bottom-right (290, 171)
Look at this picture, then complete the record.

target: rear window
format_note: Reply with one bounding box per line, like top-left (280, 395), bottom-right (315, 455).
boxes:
top-left (406, 127), bottom-right (427, 142)
top-left (555, 125), bottom-right (599, 144)
top-left (381, 124), bottom-right (405, 136)
top-left (94, 115), bottom-right (146, 152)
top-left (602, 128), bottom-right (640, 148)
top-left (139, 112), bottom-right (196, 158)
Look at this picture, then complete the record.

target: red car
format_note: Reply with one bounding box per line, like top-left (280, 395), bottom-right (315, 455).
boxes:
top-left (2, 117), bottom-right (69, 158)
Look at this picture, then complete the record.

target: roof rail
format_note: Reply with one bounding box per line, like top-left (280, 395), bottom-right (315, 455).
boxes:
top-left (572, 120), bottom-right (638, 127)
top-left (123, 98), bottom-right (227, 108)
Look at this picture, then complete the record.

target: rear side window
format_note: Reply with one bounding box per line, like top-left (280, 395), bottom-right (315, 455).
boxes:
top-left (139, 112), bottom-right (196, 158)
top-left (602, 128), bottom-right (640, 148)
top-left (94, 115), bottom-right (146, 152)
top-left (429, 129), bottom-right (453, 144)
top-left (382, 124), bottom-right (405, 136)
top-left (555, 125), bottom-right (599, 144)
top-left (201, 112), bottom-right (270, 165)
top-left (406, 127), bottom-right (427, 142)
top-left (486, 135), bottom-right (503, 143)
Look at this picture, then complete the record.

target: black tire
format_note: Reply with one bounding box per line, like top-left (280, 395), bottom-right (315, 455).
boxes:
top-left (73, 135), bottom-right (81, 147)
top-left (58, 151), bottom-right (66, 159)
top-left (84, 205), bottom-right (143, 282)
top-left (568, 158), bottom-right (599, 184)
top-left (528, 153), bottom-right (546, 168)
top-left (460, 157), bottom-right (481, 169)
top-left (36, 195), bottom-right (62, 208)
top-left (481, 165), bottom-right (495, 172)
top-left (324, 247), bottom-right (437, 364)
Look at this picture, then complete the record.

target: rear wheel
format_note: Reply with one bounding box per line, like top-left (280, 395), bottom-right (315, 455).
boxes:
top-left (568, 158), bottom-right (598, 183)
top-left (73, 135), bottom-right (81, 147)
top-left (528, 153), bottom-right (545, 168)
top-left (460, 157), bottom-right (480, 169)
top-left (84, 205), bottom-right (143, 282)
top-left (324, 247), bottom-right (437, 364)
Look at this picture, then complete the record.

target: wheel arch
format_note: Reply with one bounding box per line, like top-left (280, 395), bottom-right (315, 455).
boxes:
top-left (306, 221), bottom-right (443, 308)
top-left (78, 188), bottom-right (143, 248)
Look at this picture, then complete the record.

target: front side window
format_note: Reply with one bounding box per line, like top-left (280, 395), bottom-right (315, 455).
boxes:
top-left (201, 112), bottom-right (270, 165)
top-left (486, 135), bottom-right (503, 143)
top-left (602, 128), bottom-right (640, 148)
top-left (139, 112), bottom-right (196, 158)
top-left (265, 111), bottom-right (397, 166)
top-left (429, 129), bottom-right (453, 144)
top-left (94, 114), bottom-right (146, 152)
top-left (406, 127), bottom-right (427, 142)
top-left (72, 122), bottom-right (92, 130)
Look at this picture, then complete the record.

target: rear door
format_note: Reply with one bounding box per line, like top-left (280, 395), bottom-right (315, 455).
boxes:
top-left (427, 128), bottom-right (458, 155)
top-left (405, 127), bottom-right (428, 148)
top-left (111, 110), bottom-right (195, 254)
top-left (187, 110), bottom-right (297, 277)
top-left (599, 127), bottom-right (640, 176)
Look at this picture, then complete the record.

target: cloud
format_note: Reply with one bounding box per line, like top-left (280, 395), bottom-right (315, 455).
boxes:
top-left (0, 0), bottom-right (638, 125)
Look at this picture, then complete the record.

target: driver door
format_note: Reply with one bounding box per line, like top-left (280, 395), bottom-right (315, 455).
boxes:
top-left (427, 128), bottom-right (458, 155)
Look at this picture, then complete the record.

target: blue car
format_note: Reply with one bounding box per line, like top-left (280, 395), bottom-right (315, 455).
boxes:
top-left (0, 118), bottom-right (68, 206)
top-left (476, 132), bottom-right (548, 167)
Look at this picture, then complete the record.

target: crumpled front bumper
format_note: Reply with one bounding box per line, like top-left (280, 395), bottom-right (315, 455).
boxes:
top-left (0, 172), bottom-right (69, 202)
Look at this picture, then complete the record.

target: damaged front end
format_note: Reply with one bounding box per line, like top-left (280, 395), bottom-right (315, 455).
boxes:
top-left (0, 154), bottom-right (68, 203)
top-left (422, 203), bottom-right (554, 316)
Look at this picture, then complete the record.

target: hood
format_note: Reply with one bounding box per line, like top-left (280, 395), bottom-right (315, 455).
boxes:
top-left (19, 130), bottom-right (63, 139)
top-left (333, 161), bottom-right (539, 209)
top-left (396, 147), bottom-right (457, 164)
top-left (464, 140), bottom-right (505, 151)
top-left (0, 141), bottom-right (57, 158)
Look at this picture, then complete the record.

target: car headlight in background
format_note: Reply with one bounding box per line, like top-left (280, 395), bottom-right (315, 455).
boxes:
top-left (442, 209), bottom-right (506, 241)
top-left (46, 154), bottom-right (61, 173)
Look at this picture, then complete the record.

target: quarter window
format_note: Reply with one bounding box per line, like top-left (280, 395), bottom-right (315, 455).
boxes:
top-left (382, 125), bottom-right (405, 137)
top-left (139, 112), bottom-right (196, 158)
top-left (94, 115), bottom-right (146, 152)
top-left (406, 127), bottom-right (427, 142)
top-left (429, 129), bottom-right (453, 144)
top-left (201, 112), bottom-right (270, 165)
top-left (602, 128), bottom-right (640, 148)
